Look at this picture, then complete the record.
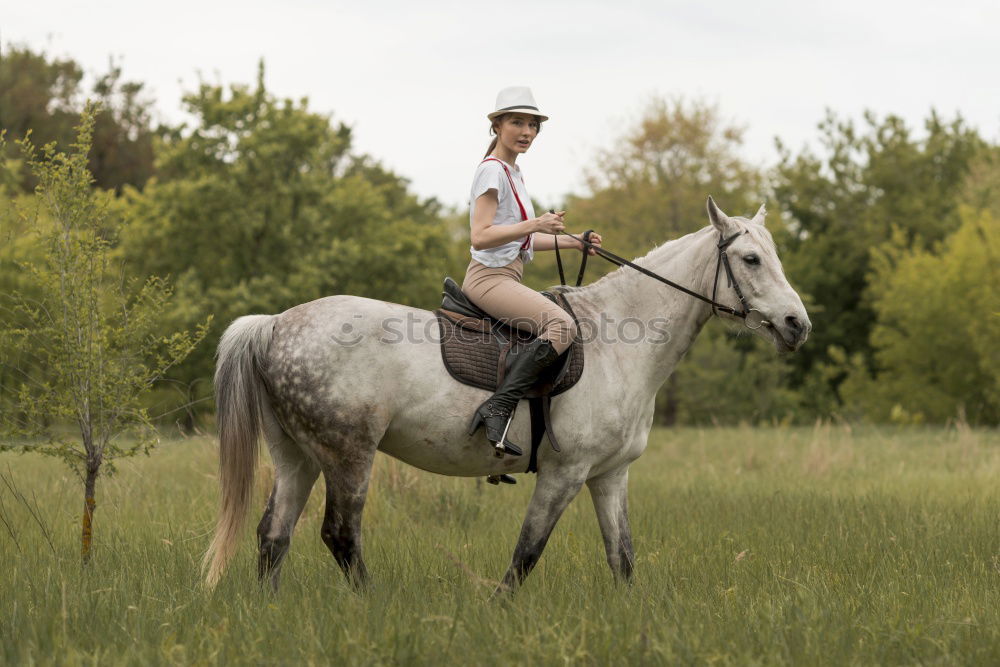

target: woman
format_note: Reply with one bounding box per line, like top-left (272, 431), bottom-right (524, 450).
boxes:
top-left (463, 86), bottom-right (603, 456)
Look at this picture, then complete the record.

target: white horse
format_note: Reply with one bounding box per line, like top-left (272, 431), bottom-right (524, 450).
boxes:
top-left (204, 197), bottom-right (811, 592)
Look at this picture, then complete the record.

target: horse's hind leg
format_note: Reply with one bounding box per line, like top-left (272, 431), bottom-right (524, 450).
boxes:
top-left (317, 445), bottom-right (378, 589)
top-left (257, 413), bottom-right (320, 591)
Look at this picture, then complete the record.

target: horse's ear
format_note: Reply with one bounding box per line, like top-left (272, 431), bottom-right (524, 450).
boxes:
top-left (751, 202), bottom-right (767, 226)
top-left (706, 196), bottom-right (736, 235)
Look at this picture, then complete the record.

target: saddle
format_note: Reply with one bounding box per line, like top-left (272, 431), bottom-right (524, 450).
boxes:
top-left (435, 277), bottom-right (584, 473)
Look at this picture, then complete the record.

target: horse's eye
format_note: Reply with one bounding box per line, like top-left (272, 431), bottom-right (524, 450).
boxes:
top-left (743, 254), bottom-right (760, 266)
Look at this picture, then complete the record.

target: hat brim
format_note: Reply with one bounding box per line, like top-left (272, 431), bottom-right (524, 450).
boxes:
top-left (488, 107), bottom-right (549, 122)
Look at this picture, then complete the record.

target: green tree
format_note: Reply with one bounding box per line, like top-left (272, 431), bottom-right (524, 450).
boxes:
top-left (118, 63), bottom-right (457, 422)
top-left (839, 207), bottom-right (999, 424)
top-left (962, 144), bottom-right (1000, 220)
top-left (555, 96), bottom-right (762, 280)
top-left (0, 142), bottom-right (48, 424)
top-left (772, 110), bottom-right (985, 409)
top-left (554, 96), bottom-right (792, 425)
top-left (0, 45), bottom-right (82, 155)
top-left (661, 326), bottom-right (801, 425)
top-left (0, 108), bottom-right (210, 562)
top-left (0, 44), bottom-right (156, 193)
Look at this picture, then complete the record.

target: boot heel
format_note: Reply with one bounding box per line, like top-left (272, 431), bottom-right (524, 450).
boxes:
top-left (501, 440), bottom-right (523, 457)
top-left (487, 474), bottom-right (517, 485)
top-left (467, 412), bottom-right (484, 436)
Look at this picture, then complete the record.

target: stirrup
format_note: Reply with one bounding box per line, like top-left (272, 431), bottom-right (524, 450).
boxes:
top-left (493, 408), bottom-right (521, 458)
top-left (497, 439), bottom-right (523, 457)
top-left (468, 402), bottom-right (523, 457)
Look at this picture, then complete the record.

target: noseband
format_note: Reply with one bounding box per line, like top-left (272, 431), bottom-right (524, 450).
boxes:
top-left (559, 230), bottom-right (771, 329)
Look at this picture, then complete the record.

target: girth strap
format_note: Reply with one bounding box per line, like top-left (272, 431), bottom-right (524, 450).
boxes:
top-left (527, 396), bottom-right (562, 473)
top-left (541, 396), bottom-right (561, 453)
top-left (527, 398), bottom-right (543, 473)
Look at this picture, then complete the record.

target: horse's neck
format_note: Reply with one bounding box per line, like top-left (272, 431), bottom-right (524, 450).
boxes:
top-left (572, 227), bottom-right (717, 397)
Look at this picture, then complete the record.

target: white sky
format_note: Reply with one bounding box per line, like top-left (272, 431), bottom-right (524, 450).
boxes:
top-left (5, 0), bottom-right (999, 211)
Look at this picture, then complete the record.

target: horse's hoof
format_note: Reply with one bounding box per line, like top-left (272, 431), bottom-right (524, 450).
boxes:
top-left (489, 582), bottom-right (517, 602)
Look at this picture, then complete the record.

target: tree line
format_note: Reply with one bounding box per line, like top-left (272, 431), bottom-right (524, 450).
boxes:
top-left (3, 45), bottom-right (997, 428)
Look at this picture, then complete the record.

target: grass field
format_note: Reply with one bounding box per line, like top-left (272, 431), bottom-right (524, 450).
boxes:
top-left (2, 424), bottom-right (999, 665)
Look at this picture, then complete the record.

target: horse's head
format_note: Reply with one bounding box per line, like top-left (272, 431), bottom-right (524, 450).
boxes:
top-left (705, 196), bottom-right (811, 353)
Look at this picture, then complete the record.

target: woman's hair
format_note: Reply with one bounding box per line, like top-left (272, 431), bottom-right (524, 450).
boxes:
top-left (483, 113), bottom-right (543, 159)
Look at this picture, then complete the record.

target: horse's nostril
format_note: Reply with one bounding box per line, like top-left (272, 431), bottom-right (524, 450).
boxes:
top-left (785, 315), bottom-right (801, 333)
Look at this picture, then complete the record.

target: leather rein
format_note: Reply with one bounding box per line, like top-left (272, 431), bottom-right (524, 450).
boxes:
top-left (553, 228), bottom-right (772, 330)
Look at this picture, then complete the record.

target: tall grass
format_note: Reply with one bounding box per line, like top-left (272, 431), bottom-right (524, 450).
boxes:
top-left (2, 424), bottom-right (998, 664)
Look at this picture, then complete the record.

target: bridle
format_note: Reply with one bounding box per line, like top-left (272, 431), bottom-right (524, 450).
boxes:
top-left (555, 228), bottom-right (772, 330)
top-left (711, 231), bottom-right (771, 330)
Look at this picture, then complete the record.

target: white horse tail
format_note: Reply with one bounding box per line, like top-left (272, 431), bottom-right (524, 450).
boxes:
top-left (203, 314), bottom-right (276, 588)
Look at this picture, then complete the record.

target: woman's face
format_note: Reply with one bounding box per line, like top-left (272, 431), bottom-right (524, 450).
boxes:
top-left (495, 113), bottom-right (540, 155)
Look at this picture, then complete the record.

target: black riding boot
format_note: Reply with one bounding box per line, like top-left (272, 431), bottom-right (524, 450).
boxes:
top-left (467, 338), bottom-right (562, 456)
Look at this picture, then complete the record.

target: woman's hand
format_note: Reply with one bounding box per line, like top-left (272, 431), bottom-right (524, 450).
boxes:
top-left (582, 231), bottom-right (603, 256)
top-left (534, 211), bottom-right (565, 234)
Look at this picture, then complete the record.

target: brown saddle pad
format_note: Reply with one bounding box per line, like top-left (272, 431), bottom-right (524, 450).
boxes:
top-left (435, 291), bottom-right (584, 397)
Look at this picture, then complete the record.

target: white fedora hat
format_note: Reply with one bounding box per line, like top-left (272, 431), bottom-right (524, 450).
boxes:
top-left (487, 86), bottom-right (549, 122)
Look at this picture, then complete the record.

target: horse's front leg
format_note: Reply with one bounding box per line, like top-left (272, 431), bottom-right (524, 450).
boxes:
top-left (586, 465), bottom-right (634, 582)
top-left (496, 467), bottom-right (588, 595)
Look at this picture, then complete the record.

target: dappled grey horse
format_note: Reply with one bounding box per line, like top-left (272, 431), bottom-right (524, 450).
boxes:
top-left (204, 197), bottom-right (811, 592)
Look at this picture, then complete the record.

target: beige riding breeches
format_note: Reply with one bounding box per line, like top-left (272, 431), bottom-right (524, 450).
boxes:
top-left (461, 256), bottom-right (577, 355)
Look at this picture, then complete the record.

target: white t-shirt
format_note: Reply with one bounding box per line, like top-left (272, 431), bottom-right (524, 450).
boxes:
top-left (468, 158), bottom-right (536, 267)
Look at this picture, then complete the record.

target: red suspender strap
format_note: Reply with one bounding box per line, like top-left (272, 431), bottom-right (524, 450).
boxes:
top-left (481, 157), bottom-right (532, 250)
